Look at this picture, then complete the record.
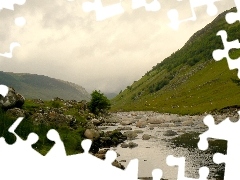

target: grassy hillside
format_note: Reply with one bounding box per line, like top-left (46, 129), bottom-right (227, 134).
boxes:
top-left (111, 7), bottom-right (240, 115)
top-left (0, 71), bottom-right (90, 101)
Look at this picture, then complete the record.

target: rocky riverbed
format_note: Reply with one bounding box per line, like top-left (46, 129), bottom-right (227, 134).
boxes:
top-left (1, 88), bottom-right (237, 179)
top-left (95, 111), bottom-right (238, 180)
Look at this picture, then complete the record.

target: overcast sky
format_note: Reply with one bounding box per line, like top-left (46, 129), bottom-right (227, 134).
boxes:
top-left (0, 0), bottom-right (236, 94)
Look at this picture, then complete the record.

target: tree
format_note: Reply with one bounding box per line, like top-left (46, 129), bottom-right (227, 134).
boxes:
top-left (88, 90), bottom-right (111, 115)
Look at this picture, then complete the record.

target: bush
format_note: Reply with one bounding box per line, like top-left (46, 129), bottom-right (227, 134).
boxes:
top-left (88, 90), bottom-right (111, 115)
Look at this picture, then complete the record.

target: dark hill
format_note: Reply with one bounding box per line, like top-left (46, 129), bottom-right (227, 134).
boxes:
top-left (0, 71), bottom-right (90, 101)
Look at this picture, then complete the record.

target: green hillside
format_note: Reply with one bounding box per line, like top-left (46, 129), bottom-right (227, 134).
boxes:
top-left (111, 7), bottom-right (240, 115)
top-left (0, 71), bottom-right (90, 101)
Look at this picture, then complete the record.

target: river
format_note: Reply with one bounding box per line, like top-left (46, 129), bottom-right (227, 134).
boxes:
top-left (99, 111), bottom-right (228, 180)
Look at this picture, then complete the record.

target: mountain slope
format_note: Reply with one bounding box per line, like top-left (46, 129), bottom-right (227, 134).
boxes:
top-left (0, 71), bottom-right (90, 101)
top-left (111, 7), bottom-right (240, 115)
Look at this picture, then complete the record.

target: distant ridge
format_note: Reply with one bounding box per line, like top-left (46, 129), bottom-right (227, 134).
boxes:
top-left (0, 71), bottom-right (90, 101)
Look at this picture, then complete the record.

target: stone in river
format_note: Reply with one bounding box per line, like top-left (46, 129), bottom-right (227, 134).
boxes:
top-left (163, 130), bottom-right (178, 136)
top-left (128, 142), bottom-right (138, 149)
top-left (142, 134), bottom-right (151, 140)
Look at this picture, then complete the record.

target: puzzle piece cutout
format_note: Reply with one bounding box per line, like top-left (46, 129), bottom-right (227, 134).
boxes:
top-left (0, 0), bottom-right (26, 10)
top-left (168, 0), bottom-right (219, 30)
top-left (0, 42), bottom-right (20, 58)
top-left (166, 155), bottom-right (209, 180)
top-left (45, 129), bottom-right (66, 157)
top-left (132, 0), bottom-right (161, 12)
top-left (82, 0), bottom-right (124, 21)
top-left (198, 113), bottom-right (240, 180)
top-left (0, 84), bottom-right (9, 97)
top-left (152, 168), bottom-right (163, 180)
top-left (0, 117), bottom-right (43, 180)
top-left (0, 0), bottom-right (26, 58)
top-left (212, 30), bottom-right (240, 78)
top-left (14, 16), bottom-right (26, 27)
top-left (225, 0), bottom-right (240, 24)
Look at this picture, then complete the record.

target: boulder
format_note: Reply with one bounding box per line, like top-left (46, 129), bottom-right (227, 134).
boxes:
top-left (120, 143), bottom-right (129, 148)
top-left (120, 120), bottom-right (133, 125)
top-left (182, 120), bottom-right (194, 126)
top-left (128, 142), bottom-right (138, 149)
top-left (117, 127), bottom-right (132, 131)
top-left (163, 130), bottom-right (178, 136)
top-left (90, 118), bottom-right (102, 126)
top-left (6, 108), bottom-right (25, 118)
top-left (134, 130), bottom-right (144, 134)
top-left (99, 130), bottom-right (127, 147)
top-left (136, 121), bottom-right (147, 128)
top-left (142, 134), bottom-right (151, 140)
top-left (0, 87), bottom-right (25, 110)
top-left (84, 129), bottom-right (100, 140)
top-left (147, 117), bottom-right (164, 124)
top-left (112, 160), bottom-right (125, 169)
top-left (123, 131), bottom-right (138, 140)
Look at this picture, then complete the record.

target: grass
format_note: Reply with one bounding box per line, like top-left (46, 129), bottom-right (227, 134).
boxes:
top-left (111, 58), bottom-right (240, 115)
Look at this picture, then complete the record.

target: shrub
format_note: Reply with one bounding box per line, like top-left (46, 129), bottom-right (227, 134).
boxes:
top-left (88, 90), bottom-right (111, 115)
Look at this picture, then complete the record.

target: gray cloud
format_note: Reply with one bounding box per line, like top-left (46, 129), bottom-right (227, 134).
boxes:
top-left (0, 0), bottom-right (236, 94)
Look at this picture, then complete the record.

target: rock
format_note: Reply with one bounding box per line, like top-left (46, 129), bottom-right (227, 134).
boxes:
top-left (136, 121), bottom-right (147, 128)
top-left (32, 99), bottom-right (44, 104)
top-left (182, 120), bottom-right (194, 126)
top-left (99, 130), bottom-right (127, 147)
top-left (94, 153), bottom-right (105, 160)
top-left (148, 124), bottom-right (159, 128)
top-left (120, 143), bottom-right (129, 148)
top-left (94, 149), bottom-right (109, 159)
top-left (100, 137), bottom-right (111, 141)
top-left (174, 122), bottom-right (182, 126)
top-left (163, 130), bottom-right (178, 136)
top-left (98, 149), bottom-right (108, 154)
top-left (98, 126), bottom-right (108, 130)
top-left (117, 127), bottom-right (132, 131)
top-left (142, 134), bottom-right (151, 140)
top-left (128, 142), bottom-right (138, 149)
top-left (90, 118), bottom-right (102, 126)
top-left (84, 129), bottom-right (100, 140)
top-left (123, 131), bottom-right (138, 140)
top-left (149, 127), bottom-right (154, 130)
top-left (160, 123), bottom-right (169, 127)
top-left (6, 108), bottom-right (25, 118)
top-left (112, 160), bottom-right (125, 169)
top-left (104, 117), bottom-right (119, 123)
top-left (120, 120), bottom-right (133, 125)
top-left (147, 118), bottom-right (164, 124)
top-left (32, 113), bottom-right (45, 123)
top-left (134, 130), bottom-right (144, 134)
top-left (0, 87), bottom-right (25, 110)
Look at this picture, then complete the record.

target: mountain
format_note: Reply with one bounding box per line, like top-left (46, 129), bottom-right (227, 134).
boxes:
top-left (111, 7), bottom-right (240, 115)
top-left (0, 71), bottom-right (90, 101)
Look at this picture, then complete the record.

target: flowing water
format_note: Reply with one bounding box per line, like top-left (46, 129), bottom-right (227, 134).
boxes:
top-left (100, 112), bottom-right (225, 180)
